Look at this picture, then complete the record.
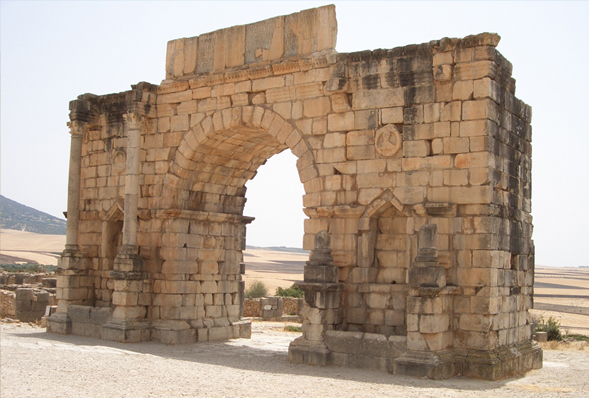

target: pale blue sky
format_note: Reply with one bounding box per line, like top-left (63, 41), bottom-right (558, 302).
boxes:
top-left (2, 1), bottom-right (588, 266)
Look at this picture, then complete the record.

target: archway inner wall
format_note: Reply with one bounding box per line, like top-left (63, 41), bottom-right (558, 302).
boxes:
top-left (48, 5), bottom-right (540, 380)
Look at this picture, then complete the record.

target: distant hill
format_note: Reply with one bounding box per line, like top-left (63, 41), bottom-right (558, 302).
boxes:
top-left (0, 196), bottom-right (67, 235)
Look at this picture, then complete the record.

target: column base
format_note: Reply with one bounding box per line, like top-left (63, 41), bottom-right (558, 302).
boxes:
top-left (102, 319), bottom-right (151, 343)
top-left (394, 350), bottom-right (455, 380)
top-left (454, 341), bottom-right (543, 380)
top-left (58, 247), bottom-right (86, 270)
top-left (288, 337), bottom-right (331, 366)
top-left (113, 245), bottom-right (144, 275)
top-left (46, 312), bottom-right (72, 335)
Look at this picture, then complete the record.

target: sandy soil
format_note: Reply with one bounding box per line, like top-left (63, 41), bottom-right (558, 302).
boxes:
top-left (532, 267), bottom-right (589, 335)
top-left (243, 248), bottom-right (306, 292)
top-left (1, 320), bottom-right (588, 398)
top-left (0, 229), bottom-right (65, 265)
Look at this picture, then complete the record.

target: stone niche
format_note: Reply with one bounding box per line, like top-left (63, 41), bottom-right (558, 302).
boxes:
top-left (47, 4), bottom-right (542, 380)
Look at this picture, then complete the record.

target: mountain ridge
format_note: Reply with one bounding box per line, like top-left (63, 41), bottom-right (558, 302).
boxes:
top-left (0, 196), bottom-right (67, 235)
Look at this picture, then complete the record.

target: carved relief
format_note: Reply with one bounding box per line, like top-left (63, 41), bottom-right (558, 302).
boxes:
top-left (374, 124), bottom-right (402, 157)
top-left (112, 150), bottom-right (126, 173)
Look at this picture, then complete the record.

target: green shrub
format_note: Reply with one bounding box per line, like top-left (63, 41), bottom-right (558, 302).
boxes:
top-left (535, 316), bottom-right (563, 341)
top-left (244, 280), bottom-right (268, 298)
top-left (0, 263), bottom-right (56, 273)
top-left (568, 334), bottom-right (589, 342)
top-left (283, 325), bottom-right (302, 333)
top-left (275, 283), bottom-right (304, 298)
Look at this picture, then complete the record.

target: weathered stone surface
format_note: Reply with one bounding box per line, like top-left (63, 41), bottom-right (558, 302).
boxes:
top-left (53, 5), bottom-right (536, 381)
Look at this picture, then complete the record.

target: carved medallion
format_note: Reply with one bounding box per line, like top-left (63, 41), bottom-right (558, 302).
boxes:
top-left (112, 149), bottom-right (126, 173)
top-left (375, 124), bottom-right (402, 157)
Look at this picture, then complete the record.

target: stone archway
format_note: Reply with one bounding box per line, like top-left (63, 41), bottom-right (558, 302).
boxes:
top-left (48, 5), bottom-right (542, 380)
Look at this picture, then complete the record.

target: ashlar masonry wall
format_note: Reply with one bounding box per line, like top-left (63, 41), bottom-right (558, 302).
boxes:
top-left (48, 5), bottom-right (541, 380)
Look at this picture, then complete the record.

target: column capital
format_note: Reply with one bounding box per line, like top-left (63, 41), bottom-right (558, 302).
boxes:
top-left (124, 112), bottom-right (142, 130)
top-left (67, 120), bottom-right (87, 136)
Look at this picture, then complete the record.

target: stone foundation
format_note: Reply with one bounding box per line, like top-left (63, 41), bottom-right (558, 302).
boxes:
top-left (47, 304), bottom-right (251, 344)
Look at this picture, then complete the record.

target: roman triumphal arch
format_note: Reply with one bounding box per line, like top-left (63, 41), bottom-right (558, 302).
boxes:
top-left (48, 5), bottom-right (542, 379)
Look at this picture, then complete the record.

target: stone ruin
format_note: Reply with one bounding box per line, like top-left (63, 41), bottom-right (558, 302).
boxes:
top-left (47, 5), bottom-right (542, 379)
top-left (0, 273), bottom-right (57, 322)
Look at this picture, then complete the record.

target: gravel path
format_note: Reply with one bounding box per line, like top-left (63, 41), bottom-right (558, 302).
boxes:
top-left (2, 321), bottom-right (588, 398)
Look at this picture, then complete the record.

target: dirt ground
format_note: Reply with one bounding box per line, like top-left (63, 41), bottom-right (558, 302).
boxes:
top-left (2, 231), bottom-right (589, 396)
top-left (1, 320), bottom-right (588, 398)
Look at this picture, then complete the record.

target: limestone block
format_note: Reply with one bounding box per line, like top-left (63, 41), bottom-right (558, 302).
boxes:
top-left (193, 87), bottom-right (212, 100)
top-left (252, 76), bottom-right (285, 92)
top-left (462, 99), bottom-right (499, 122)
top-left (324, 330), bottom-right (363, 354)
top-left (419, 314), bottom-right (450, 334)
top-left (113, 279), bottom-right (142, 292)
top-left (347, 145), bottom-right (375, 161)
top-left (453, 80), bottom-right (474, 100)
top-left (406, 331), bottom-right (429, 351)
top-left (459, 119), bottom-right (497, 137)
top-left (454, 61), bottom-right (497, 81)
top-left (57, 287), bottom-right (88, 301)
top-left (283, 5), bottom-right (336, 56)
top-left (441, 102), bottom-right (461, 122)
top-left (366, 309), bottom-right (384, 325)
top-left (111, 305), bottom-right (146, 320)
top-left (352, 89), bottom-right (404, 110)
top-left (166, 39), bottom-right (186, 79)
top-left (112, 292), bottom-right (138, 306)
top-left (424, 331), bottom-right (453, 351)
top-left (295, 82), bottom-right (324, 99)
top-left (402, 140), bottom-right (430, 157)
top-left (432, 51), bottom-right (453, 67)
top-left (347, 130), bottom-right (374, 146)
top-left (423, 104), bottom-right (441, 124)
top-left (316, 148), bottom-right (346, 163)
top-left (331, 93), bottom-right (351, 113)
top-left (455, 152), bottom-right (494, 169)
top-left (157, 91), bottom-right (193, 105)
top-left (408, 267), bottom-right (445, 288)
top-left (392, 186), bottom-right (426, 204)
top-left (208, 326), bottom-right (232, 341)
top-left (15, 289), bottom-right (35, 301)
top-left (474, 77), bottom-right (501, 102)
top-left (457, 268), bottom-right (498, 287)
top-left (433, 64), bottom-right (453, 81)
top-left (201, 281), bottom-right (218, 294)
top-left (327, 112), bottom-right (354, 132)
top-left (459, 314), bottom-right (494, 332)
top-left (443, 137), bottom-right (470, 154)
top-left (304, 97), bottom-right (331, 117)
top-left (356, 173), bottom-right (394, 189)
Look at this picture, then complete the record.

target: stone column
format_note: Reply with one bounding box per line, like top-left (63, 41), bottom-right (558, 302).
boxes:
top-left (289, 231), bottom-right (343, 366)
top-left (394, 224), bottom-right (456, 379)
top-left (65, 121), bottom-right (84, 250)
top-left (48, 104), bottom-right (90, 335)
top-left (112, 112), bottom-right (144, 279)
top-left (104, 112), bottom-right (148, 343)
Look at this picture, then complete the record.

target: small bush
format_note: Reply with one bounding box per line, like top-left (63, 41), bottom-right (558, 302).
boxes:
top-left (568, 334), bottom-right (589, 342)
top-left (245, 280), bottom-right (268, 298)
top-left (535, 316), bottom-right (563, 341)
top-left (275, 283), bottom-right (304, 298)
top-left (0, 263), bottom-right (56, 273)
top-left (283, 325), bottom-right (302, 333)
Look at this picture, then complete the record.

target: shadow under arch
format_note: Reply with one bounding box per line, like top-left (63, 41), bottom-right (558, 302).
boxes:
top-left (163, 106), bottom-right (320, 215)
